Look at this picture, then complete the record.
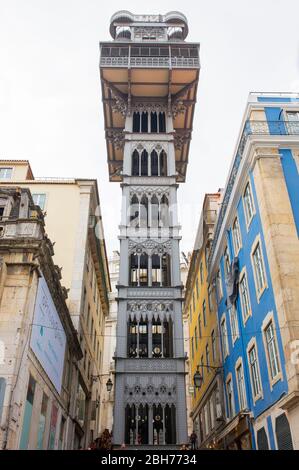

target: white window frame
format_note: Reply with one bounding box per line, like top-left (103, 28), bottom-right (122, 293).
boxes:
top-left (239, 267), bottom-right (252, 324)
top-left (216, 269), bottom-right (223, 300)
top-left (251, 235), bottom-right (268, 301)
top-left (235, 357), bottom-right (247, 411)
top-left (208, 284), bottom-right (213, 312)
top-left (243, 180), bottom-right (255, 229)
top-left (229, 305), bottom-right (239, 344)
top-left (205, 342), bottom-right (210, 372)
top-left (285, 110), bottom-right (299, 135)
top-left (247, 338), bottom-right (263, 403)
top-left (223, 246), bottom-right (230, 278)
top-left (232, 215), bottom-right (242, 255)
top-left (0, 167), bottom-right (13, 180)
top-left (202, 299), bottom-right (207, 327)
top-left (32, 193), bottom-right (47, 211)
top-left (211, 329), bottom-right (217, 362)
top-left (262, 312), bottom-right (282, 388)
top-left (199, 261), bottom-right (204, 285)
top-left (225, 374), bottom-right (235, 420)
top-left (220, 313), bottom-right (229, 359)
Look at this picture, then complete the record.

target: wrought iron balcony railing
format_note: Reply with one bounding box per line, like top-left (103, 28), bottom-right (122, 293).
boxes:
top-left (237, 120), bottom-right (299, 156)
top-left (209, 119), bottom-right (299, 267)
top-left (100, 55), bottom-right (200, 69)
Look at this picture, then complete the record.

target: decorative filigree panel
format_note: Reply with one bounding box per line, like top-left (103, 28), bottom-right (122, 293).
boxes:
top-left (131, 102), bottom-right (167, 114)
top-left (124, 375), bottom-right (176, 405)
top-left (131, 141), bottom-right (167, 155)
top-left (129, 186), bottom-right (169, 200)
top-left (128, 238), bottom-right (172, 255)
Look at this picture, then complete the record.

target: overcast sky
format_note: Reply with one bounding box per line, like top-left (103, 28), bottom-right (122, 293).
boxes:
top-left (0, 0), bottom-right (298, 257)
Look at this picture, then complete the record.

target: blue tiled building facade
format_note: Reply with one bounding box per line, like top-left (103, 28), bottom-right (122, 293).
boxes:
top-left (208, 93), bottom-right (299, 450)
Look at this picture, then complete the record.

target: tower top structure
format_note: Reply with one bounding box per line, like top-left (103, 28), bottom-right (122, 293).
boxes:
top-left (100, 11), bottom-right (200, 182)
top-left (109, 11), bottom-right (189, 41)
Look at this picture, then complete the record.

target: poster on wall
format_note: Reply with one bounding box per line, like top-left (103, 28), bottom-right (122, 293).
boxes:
top-left (30, 276), bottom-right (66, 394)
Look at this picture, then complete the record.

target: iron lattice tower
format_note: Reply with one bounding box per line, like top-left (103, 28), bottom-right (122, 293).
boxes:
top-left (99, 11), bottom-right (200, 448)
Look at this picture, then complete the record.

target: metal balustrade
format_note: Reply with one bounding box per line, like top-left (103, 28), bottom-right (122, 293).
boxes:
top-left (100, 55), bottom-right (199, 68)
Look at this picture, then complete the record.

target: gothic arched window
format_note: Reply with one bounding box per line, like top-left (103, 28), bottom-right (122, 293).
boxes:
top-left (159, 194), bottom-right (169, 228)
top-left (132, 150), bottom-right (140, 176)
top-left (129, 194), bottom-right (139, 227)
top-left (133, 112), bottom-right (140, 132)
top-left (150, 195), bottom-right (159, 228)
top-left (151, 111), bottom-right (158, 133)
top-left (159, 112), bottom-right (166, 133)
top-left (141, 112), bottom-right (148, 133)
top-left (151, 150), bottom-right (159, 176)
top-left (141, 150), bottom-right (148, 176)
top-left (160, 150), bottom-right (167, 176)
top-left (140, 195), bottom-right (149, 228)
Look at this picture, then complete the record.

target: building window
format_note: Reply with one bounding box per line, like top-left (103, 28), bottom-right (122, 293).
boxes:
top-left (19, 375), bottom-right (36, 449)
top-left (248, 343), bottom-right (262, 400)
top-left (221, 316), bottom-right (229, 358)
top-left (236, 362), bottom-right (247, 410)
top-left (223, 246), bottom-right (230, 278)
top-left (208, 285), bottom-right (213, 312)
top-left (200, 355), bottom-right (204, 382)
top-left (202, 300), bottom-right (207, 327)
top-left (205, 343), bottom-right (210, 371)
top-left (192, 293), bottom-right (196, 313)
top-left (195, 278), bottom-right (199, 299)
top-left (229, 306), bottom-right (239, 343)
top-left (257, 427), bottom-right (269, 450)
top-left (198, 314), bottom-right (202, 339)
top-left (0, 378), bottom-right (6, 422)
top-left (204, 404), bottom-right (210, 436)
top-left (275, 413), bottom-right (294, 450)
top-left (209, 397), bottom-right (215, 430)
top-left (0, 167), bottom-right (13, 179)
top-left (216, 269), bottom-right (223, 300)
top-left (37, 393), bottom-right (48, 449)
top-left (286, 111), bottom-right (299, 134)
top-left (205, 245), bottom-right (209, 268)
top-left (211, 330), bottom-right (216, 361)
top-left (239, 271), bottom-right (251, 322)
top-left (32, 193), bottom-right (46, 210)
top-left (191, 337), bottom-right (194, 359)
top-left (243, 182), bottom-right (255, 226)
top-left (226, 377), bottom-right (235, 420)
top-left (252, 241), bottom-right (267, 297)
top-left (199, 262), bottom-right (204, 284)
top-left (232, 216), bottom-right (242, 254)
top-left (264, 320), bottom-right (280, 380)
top-left (194, 327), bottom-right (198, 349)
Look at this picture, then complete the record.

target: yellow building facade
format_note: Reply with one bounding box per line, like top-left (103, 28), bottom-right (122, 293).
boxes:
top-left (185, 193), bottom-right (225, 448)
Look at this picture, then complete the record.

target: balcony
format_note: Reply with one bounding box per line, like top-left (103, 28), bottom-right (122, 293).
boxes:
top-left (237, 120), bottom-right (299, 157)
top-left (100, 55), bottom-right (199, 69)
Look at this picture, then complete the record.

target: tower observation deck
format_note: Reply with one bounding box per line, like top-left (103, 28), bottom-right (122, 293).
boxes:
top-left (100, 11), bottom-right (200, 182)
top-left (99, 11), bottom-right (200, 448)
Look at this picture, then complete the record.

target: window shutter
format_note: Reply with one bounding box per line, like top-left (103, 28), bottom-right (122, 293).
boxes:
top-left (275, 413), bottom-right (293, 450)
top-left (257, 427), bottom-right (269, 450)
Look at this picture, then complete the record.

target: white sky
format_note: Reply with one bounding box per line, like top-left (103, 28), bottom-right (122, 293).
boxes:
top-left (0, 0), bottom-right (298, 257)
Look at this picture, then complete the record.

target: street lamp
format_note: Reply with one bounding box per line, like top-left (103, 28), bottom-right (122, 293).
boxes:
top-left (193, 366), bottom-right (203, 389)
top-left (106, 378), bottom-right (113, 392)
top-left (193, 364), bottom-right (223, 389)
